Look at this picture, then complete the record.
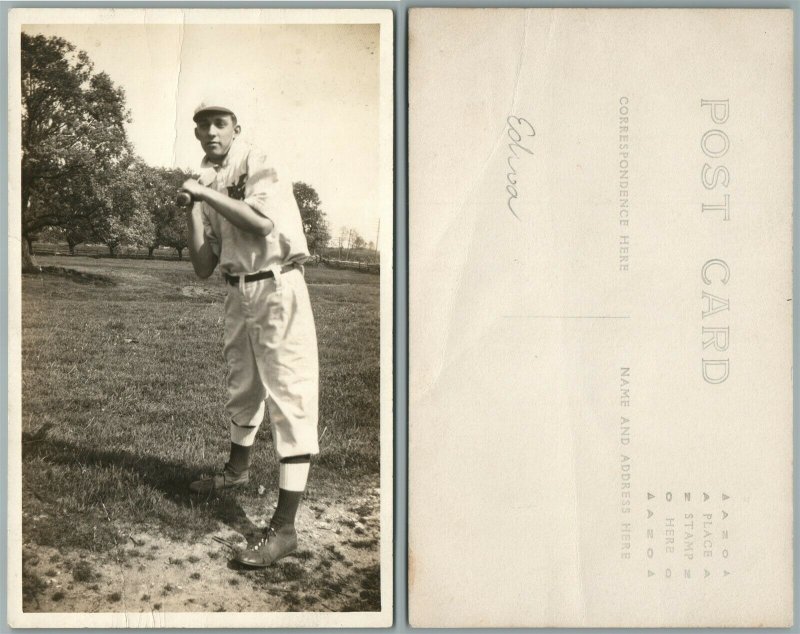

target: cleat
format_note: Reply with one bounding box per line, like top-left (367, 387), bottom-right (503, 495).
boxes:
top-left (189, 463), bottom-right (249, 495)
top-left (234, 526), bottom-right (297, 568)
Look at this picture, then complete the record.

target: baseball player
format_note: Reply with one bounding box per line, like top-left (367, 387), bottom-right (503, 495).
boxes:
top-left (180, 98), bottom-right (319, 568)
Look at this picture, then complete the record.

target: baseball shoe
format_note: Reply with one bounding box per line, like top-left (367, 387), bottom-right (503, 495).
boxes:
top-left (189, 463), bottom-right (249, 495)
top-left (234, 526), bottom-right (298, 568)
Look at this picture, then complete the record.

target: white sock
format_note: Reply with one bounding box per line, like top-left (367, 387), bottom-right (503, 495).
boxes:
top-left (230, 422), bottom-right (258, 447)
top-left (279, 461), bottom-right (310, 492)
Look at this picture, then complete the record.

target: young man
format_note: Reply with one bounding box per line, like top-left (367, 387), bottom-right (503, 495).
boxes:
top-left (180, 98), bottom-right (319, 567)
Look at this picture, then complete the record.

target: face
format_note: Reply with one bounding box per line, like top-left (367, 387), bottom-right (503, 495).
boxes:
top-left (194, 112), bottom-right (240, 162)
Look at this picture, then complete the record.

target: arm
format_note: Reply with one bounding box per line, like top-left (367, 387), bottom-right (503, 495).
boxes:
top-left (186, 204), bottom-right (219, 279)
top-left (181, 179), bottom-right (274, 237)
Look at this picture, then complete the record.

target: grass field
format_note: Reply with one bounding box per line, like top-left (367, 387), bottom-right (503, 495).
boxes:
top-left (20, 256), bottom-right (382, 613)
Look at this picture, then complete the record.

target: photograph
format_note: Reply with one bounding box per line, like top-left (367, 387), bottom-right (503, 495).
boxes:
top-left (8, 8), bottom-right (393, 628)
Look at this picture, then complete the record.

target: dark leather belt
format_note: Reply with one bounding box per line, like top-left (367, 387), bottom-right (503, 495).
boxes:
top-left (224, 263), bottom-right (298, 287)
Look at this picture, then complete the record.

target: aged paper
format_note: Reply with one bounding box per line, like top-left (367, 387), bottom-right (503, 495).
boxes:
top-left (8, 8), bottom-right (392, 628)
top-left (409, 8), bottom-right (792, 627)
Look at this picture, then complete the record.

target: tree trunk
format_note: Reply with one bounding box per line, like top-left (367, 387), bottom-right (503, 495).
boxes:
top-left (68, 240), bottom-right (76, 256)
top-left (108, 244), bottom-right (117, 257)
top-left (20, 189), bottom-right (41, 272)
top-left (21, 244), bottom-right (40, 273)
top-left (177, 247), bottom-right (183, 260)
top-left (148, 246), bottom-right (155, 259)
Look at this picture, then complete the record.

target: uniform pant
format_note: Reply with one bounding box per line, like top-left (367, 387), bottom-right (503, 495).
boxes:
top-left (223, 266), bottom-right (319, 459)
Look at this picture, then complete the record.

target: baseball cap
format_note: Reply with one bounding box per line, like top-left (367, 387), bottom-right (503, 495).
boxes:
top-left (193, 98), bottom-right (237, 122)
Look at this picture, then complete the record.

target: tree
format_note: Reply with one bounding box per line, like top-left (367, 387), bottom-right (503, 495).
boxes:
top-left (85, 159), bottom-right (156, 256)
top-left (35, 226), bottom-right (75, 254)
top-left (148, 167), bottom-right (191, 259)
top-left (335, 226), bottom-right (350, 258)
top-left (352, 232), bottom-right (366, 250)
top-left (292, 182), bottom-right (331, 254)
top-left (345, 228), bottom-right (364, 253)
top-left (65, 227), bottom-right (89, 255)
top-left (21, 33), bottom-right (131, 269)
top-left (338, 226), bottom-right (349, 249)
top-left (159, 215), bottom-right (188, 259)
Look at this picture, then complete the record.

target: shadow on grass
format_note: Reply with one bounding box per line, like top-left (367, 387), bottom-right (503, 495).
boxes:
top-left (21, 428), bottom-right (262, 549)
top-left (25, 266), bottom-right (116, 286)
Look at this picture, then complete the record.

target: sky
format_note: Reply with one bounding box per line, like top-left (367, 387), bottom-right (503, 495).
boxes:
top-left (22, 23), bottom-right (382, 245)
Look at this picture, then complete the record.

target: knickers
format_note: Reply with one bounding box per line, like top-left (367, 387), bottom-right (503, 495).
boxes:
top-left (222, 266), bottom-right (319, 458)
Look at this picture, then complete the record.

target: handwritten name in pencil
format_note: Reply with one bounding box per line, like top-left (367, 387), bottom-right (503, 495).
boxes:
top-left (506, 115), bottom-right (536, 220)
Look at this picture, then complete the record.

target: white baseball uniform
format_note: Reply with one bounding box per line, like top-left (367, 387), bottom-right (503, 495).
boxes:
top-left (197, 138), bottom-right (319, 459)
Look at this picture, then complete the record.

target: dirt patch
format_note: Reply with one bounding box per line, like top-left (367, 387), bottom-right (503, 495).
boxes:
top-left (21, 479), bottom-right (382, 614)
top-left (179, 285), bottom-right (224, 300)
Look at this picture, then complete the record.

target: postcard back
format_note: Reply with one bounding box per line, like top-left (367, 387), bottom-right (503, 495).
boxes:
top-left (409, 8), bottom-right (793, 627)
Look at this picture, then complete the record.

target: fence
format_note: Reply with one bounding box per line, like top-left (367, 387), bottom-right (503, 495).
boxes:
top-left (319, 257), bottom-right (380, 274)
top-left (31, 243), bottom-right (185, 260)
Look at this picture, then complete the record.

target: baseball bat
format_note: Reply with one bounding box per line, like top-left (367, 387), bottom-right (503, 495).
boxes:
top-left (176, 191), bottom-right (195, 207)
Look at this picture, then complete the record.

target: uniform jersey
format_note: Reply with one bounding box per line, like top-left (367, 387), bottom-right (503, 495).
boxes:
top-left (198, 139), bottom-right (310, 275)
